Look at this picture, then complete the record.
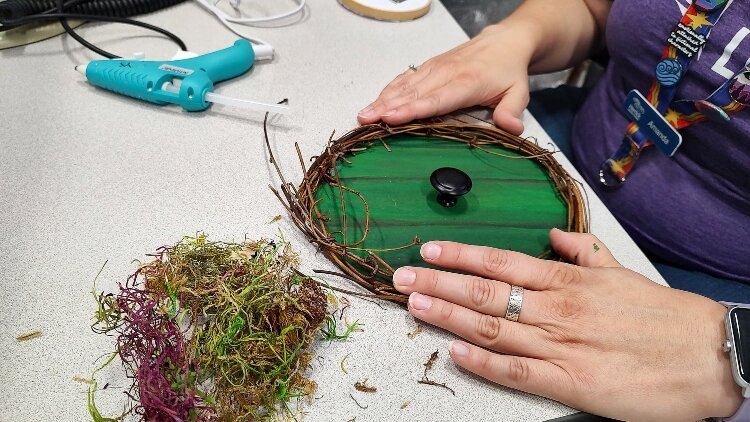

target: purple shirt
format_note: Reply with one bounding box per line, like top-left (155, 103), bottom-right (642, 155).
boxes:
top-left (572, 0), bottom-right (750, 281)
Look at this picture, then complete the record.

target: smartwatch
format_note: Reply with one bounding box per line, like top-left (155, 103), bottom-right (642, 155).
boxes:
top-left (720, 303), bottom-right (750, 422)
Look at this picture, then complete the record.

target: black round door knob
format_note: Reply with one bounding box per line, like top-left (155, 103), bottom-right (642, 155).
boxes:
top-left (430, 167), bottom-right (473, 208)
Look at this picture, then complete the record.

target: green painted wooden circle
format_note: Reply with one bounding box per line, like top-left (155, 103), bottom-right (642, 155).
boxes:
top-left (313, 134), bottom-right (570, 274)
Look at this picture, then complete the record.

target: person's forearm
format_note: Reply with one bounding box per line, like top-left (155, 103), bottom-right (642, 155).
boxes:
top-left (482, 0), bottom-right (610, 74)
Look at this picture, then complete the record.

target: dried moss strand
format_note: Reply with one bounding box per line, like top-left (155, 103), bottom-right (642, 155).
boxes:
top-left (91, 235), bottom-right (326, 421)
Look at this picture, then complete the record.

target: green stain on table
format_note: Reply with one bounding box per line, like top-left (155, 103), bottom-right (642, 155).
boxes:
top-left (314, 135), bottom-right (568, 270)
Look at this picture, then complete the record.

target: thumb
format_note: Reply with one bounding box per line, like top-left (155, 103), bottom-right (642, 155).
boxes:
top-left (550, 228), bottom-right (621, 268)
top-left (491, 87), bottom-right (528, 136)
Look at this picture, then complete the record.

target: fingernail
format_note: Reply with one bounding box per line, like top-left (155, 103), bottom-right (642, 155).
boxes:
top-left (450, 340), bottom-right (469, 357)
top-left (358, 105), bottom-right (375, 117)
top-left (393, 267), bottom-right (416, 286)
top-left (421, 242), bottom-right (442, 260)
top-left (409, 292), bottom-right (432, 310)
top-left (381, 109), bottom-right (398, 117)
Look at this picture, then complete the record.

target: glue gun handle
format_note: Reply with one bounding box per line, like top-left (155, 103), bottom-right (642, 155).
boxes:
top-left (174, 39), bottom-right (255, 84)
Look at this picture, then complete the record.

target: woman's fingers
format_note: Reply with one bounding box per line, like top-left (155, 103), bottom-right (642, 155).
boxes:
top-left (549, 228), bottom-right (621, 268)
top-left (357, 66), bottom-right (445, 124)
top-left (490, 85), bottom-right (528, 135)
top-left (393, 266), bottom-right (543, 324)
top-left (448, 340), bottom-right (574, 404)
top-left (492, 108), bottom-right (525, 136)
top-left (406, 292), bottom-right (555, 359)
top-left (359, 75), bottom-right (527, 133)
top-left (359, 67), bottom-right (477, 125)
top-left (379, 84), bottom-right (478, 125)
top-left (420, 241), bottom-right (582, 291)
top-left (375, 65), bottom-right (434, 103)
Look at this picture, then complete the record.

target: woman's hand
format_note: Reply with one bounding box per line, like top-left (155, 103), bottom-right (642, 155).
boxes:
top-left (392, 229), bottom-right (743, 421)
top-left (357, 24), bottom-right (534, 135)
top-left (357, 0), bottom-right (612, 134)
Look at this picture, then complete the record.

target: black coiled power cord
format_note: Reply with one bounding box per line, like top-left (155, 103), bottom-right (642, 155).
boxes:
top-left (0, 0), bottom-right (189, 58)
top-left (0, 0), bottom-right (186, 21)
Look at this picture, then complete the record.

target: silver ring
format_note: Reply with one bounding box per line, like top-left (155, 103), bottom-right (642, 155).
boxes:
top-left (504, 285), bottom-right (524, 322)
top-left (408, 64), bottom-right (419, 72)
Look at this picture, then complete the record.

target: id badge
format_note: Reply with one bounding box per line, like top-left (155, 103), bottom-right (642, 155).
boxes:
top-left (623, 90), bottom-right (682, 156)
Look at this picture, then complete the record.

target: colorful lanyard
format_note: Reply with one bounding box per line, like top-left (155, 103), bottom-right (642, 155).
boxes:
top-left (599, 0), bottom-right (750, 188)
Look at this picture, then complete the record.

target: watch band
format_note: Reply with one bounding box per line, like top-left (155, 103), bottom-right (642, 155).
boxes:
top-left (720, 302), bottom-right (750, 421)
top-left (720, 396), bottom-right (750, 422)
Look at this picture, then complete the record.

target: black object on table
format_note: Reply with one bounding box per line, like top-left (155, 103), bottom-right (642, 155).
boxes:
top-left (430, 167), bottom-right (473, 207)
top-left (546, 412), bottom-right (622, 422)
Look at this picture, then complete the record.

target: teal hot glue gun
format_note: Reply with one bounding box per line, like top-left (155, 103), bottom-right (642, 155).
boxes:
top-left (74, 39), bottom-right (289, 114)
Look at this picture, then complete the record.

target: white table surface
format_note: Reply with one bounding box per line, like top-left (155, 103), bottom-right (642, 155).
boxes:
top-left (0, 1), bottom-right (666, 421)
